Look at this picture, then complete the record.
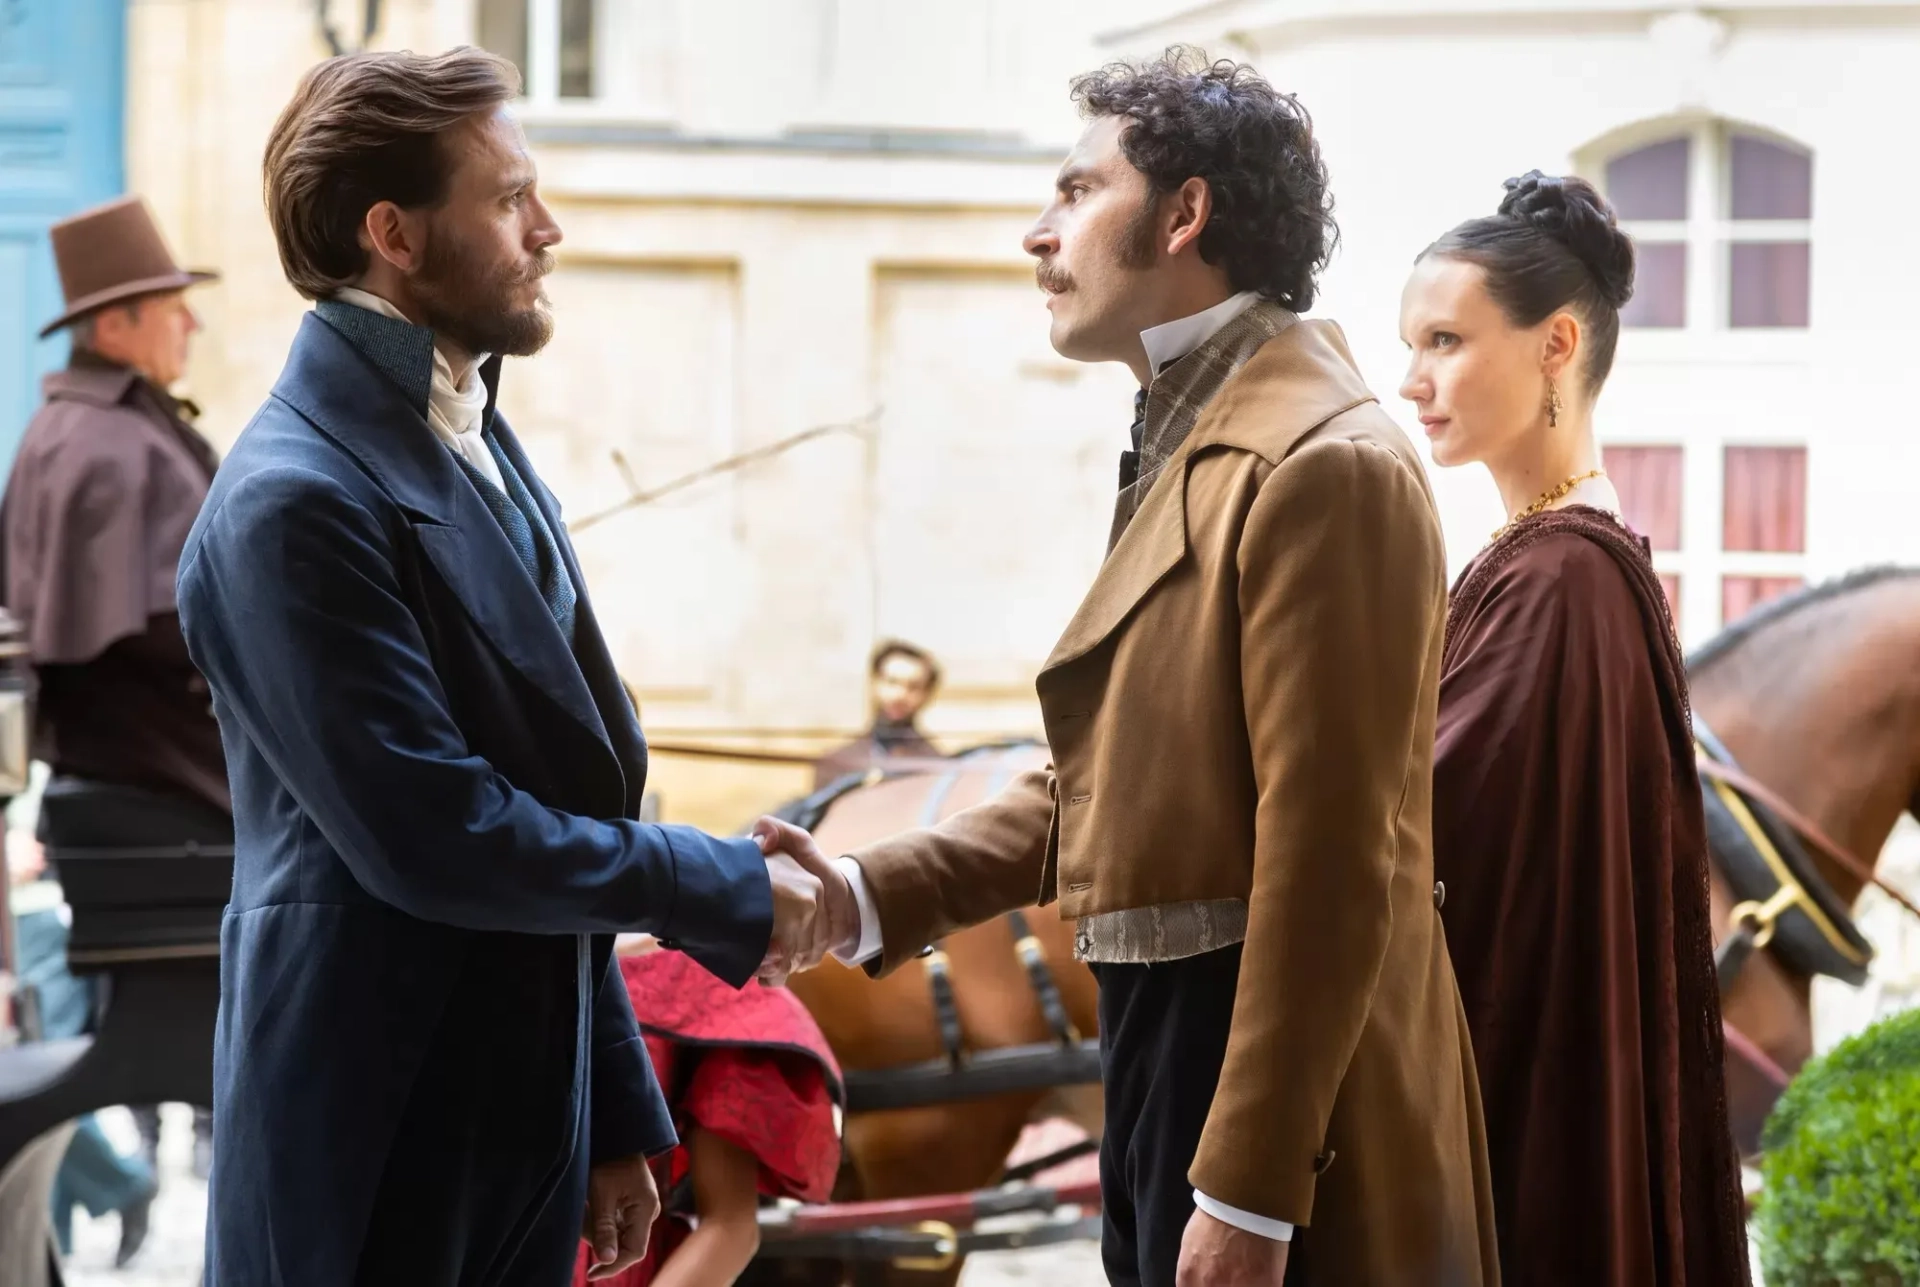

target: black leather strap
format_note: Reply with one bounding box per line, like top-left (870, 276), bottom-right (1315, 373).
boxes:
top-left (1695, 717), bottom-right (1873, 986)
top-left (1006, 909), bottom-right (1079, 1046)
top-left (841, 1039), bottom-right (1104, 1114)
top-left (1715, 922), bottom-right (1760, 992)
top-left (923, 947), bottom-right (965, 1070)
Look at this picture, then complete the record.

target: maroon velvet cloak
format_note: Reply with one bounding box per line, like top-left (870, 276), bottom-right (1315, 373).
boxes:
top-left (1434, 508), bottom-right (1748, 1287)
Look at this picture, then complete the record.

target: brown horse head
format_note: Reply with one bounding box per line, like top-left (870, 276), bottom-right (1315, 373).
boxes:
top-left (1687, 566), bottom-right (1920, 1129)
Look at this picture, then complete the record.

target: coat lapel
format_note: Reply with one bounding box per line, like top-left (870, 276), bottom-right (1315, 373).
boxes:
top-left (1045, 430), bottom-right (1194, 672)
top-left (271, 315), bottom-right (612, 751)
top-left (1042, 319), bottom-right (1378, 674)
top-left (488, 414), bottom-right (650, 812)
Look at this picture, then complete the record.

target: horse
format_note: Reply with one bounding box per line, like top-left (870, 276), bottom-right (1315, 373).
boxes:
top-left (1689, 566), bottom-right (1920, 1154)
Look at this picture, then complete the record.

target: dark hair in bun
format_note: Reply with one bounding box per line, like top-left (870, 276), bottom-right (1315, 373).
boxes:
top-left (1421, 170), bottom-right (1636, 390)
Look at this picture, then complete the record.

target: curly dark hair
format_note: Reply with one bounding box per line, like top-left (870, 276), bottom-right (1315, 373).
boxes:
top-left (1070, 47), bottom-right (1337, 312)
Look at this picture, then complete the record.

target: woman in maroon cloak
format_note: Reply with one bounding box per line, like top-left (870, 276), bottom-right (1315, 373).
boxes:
top-left (571, 940), bottom-right (842, 1286)
top-left (1398, 172), bottom-right (1750, 1286)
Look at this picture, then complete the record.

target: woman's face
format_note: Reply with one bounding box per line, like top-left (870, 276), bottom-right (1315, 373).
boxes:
top-left (1397, 255), bottom-right (1561, 470)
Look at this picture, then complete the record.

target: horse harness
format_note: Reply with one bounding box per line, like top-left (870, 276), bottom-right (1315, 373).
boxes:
top-left (772, 745), bottom-right (1103, 1116)
top-left (1695, 715), bottom-right (1915, 992)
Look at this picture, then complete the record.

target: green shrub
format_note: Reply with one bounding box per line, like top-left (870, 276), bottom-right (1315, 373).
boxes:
top-left (1757, 1004), bottom-right (1920, 1285)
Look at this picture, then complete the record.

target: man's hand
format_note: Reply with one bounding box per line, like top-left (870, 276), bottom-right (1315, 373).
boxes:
top-left (1176, 1208), bottom-right (1290, 1286)
top-left (582, 1154), bottom-right (660, 1280)
top-left (750, 816), bottom-right (858, 984)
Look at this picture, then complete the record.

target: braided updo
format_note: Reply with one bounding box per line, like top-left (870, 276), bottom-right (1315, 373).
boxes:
top-left (1421, 170), bottom-right (1637, 390)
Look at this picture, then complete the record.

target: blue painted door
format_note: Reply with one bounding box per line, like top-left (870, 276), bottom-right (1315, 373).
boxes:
top-left (0, 0), bottom-right (125, 469)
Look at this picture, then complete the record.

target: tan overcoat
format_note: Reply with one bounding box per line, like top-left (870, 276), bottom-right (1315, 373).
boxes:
top-left (849, 319), bottom-right (1499, 1284)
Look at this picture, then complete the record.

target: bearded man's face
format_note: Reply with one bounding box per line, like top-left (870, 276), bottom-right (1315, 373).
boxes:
top-left (414, 107), bottom-right (560, 357)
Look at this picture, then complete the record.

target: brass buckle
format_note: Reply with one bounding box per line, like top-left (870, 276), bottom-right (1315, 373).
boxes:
top-left (1729, 885), bottom-right (1800, 951)
top-left (892, 1220), bottom-right (960, 1272)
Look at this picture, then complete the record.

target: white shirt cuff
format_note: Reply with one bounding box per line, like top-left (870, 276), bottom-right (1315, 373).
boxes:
top-left (1193, 1190), bottom-right (1294, 1242)
top-left (829, 856), bottom-right (884, 966)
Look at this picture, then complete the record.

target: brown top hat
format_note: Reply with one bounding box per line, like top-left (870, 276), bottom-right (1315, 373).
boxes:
top-left (39, 195), bottom-right (219, 338)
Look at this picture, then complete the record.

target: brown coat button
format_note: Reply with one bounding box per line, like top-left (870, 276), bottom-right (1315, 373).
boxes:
top-left (1313, 1150), bottom-right (1337, 1174)
top-left (1433, 881), bottom-right (1446, 910)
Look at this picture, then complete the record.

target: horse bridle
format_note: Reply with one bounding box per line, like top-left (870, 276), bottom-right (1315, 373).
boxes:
top-left (913, 748), bottom-right (1081, 1071)
top-left (1698, 716), bottom-right (1920, 992)
top-left (1699, 756), bottom-right (1920, 923)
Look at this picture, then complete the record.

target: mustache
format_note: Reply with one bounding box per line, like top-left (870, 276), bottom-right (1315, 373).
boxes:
top-left (524, 249), bottom-right (556, 284)
top-left (1035, 261), bottom-right (1072, 294)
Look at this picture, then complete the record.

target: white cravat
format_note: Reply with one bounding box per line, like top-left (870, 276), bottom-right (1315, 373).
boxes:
top-left (331, 287), bottom-right (504, 492)
top-left (829, 290), bottom-right (1294, 1247)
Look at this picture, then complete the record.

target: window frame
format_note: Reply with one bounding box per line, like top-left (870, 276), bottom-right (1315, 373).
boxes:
top-left (1604, 120), bottom-right (1813, 347)
top-left (475, 0), bottom-right (674, 121)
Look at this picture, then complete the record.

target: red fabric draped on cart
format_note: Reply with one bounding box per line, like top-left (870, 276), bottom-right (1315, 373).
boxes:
top-left (571, 948), bottom-right (843, 1287)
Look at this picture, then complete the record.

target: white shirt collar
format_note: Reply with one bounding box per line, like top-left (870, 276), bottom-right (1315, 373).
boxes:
top-left (1139, 290), bottom-right (1262, 383)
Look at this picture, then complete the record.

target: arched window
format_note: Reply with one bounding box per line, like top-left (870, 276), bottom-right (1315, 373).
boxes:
top-left (1602, 125), bottom-right (1812, 330)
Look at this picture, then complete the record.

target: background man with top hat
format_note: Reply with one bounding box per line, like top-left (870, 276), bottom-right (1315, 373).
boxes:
top-left (0, 193), bottom-right (225, 1265)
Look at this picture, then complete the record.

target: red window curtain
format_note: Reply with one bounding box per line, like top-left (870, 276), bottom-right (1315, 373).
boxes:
top-left (1604, 445), bottom-right (1684, 550)
top-left (1722, 446), bottom-right (1807, 553)
top-left (1722, 576), bottom-right (1803, 624)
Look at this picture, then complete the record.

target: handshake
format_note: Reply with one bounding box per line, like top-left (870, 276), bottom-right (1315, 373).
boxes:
top-left (748, 816), bottom-right (864, 986)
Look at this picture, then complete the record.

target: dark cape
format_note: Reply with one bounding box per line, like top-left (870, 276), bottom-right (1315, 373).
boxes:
top-left (1434, 507), bottom-right (1749, 1287)
top-left (0, 352), bottom-right (229, 812)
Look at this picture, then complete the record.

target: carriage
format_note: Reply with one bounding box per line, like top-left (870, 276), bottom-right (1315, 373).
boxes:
top-left (1, 567), bottom-right (1917, 1284)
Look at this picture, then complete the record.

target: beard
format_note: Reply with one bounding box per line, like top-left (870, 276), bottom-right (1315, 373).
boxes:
top-left (411, 227), bottom-right (555, 358)
top-left (1033, 190), bottom-right (1161, 298)
top-left (1117, 189), bottom-right (1160, 270)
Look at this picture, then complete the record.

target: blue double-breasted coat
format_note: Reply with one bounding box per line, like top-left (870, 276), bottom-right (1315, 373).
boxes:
top-left (178, 308), bottom-right (772, 1284)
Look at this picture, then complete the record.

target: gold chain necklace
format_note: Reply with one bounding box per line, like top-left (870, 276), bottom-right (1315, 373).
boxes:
top-left (1491, 469), bottom-right (1607, 543)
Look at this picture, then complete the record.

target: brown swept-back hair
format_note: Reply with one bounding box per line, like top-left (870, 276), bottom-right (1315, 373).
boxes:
top-left (264, 47), bottom-right (519, 300)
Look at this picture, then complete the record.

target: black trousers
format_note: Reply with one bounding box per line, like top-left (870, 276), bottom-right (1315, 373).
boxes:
top-left (1094, 942), bottom-right (1255, 1287)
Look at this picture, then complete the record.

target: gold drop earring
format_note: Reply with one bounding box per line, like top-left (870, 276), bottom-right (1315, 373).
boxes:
top-left (1545, 377), bottom-right (1562, 430)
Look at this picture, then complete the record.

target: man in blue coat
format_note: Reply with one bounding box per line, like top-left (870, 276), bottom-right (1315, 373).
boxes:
top-left (177, 48), bottom-right (835, 1284)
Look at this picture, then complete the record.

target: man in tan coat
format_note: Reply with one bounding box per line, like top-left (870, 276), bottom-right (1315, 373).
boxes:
top-left (770, 51), bottom-right (1498, 1286)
